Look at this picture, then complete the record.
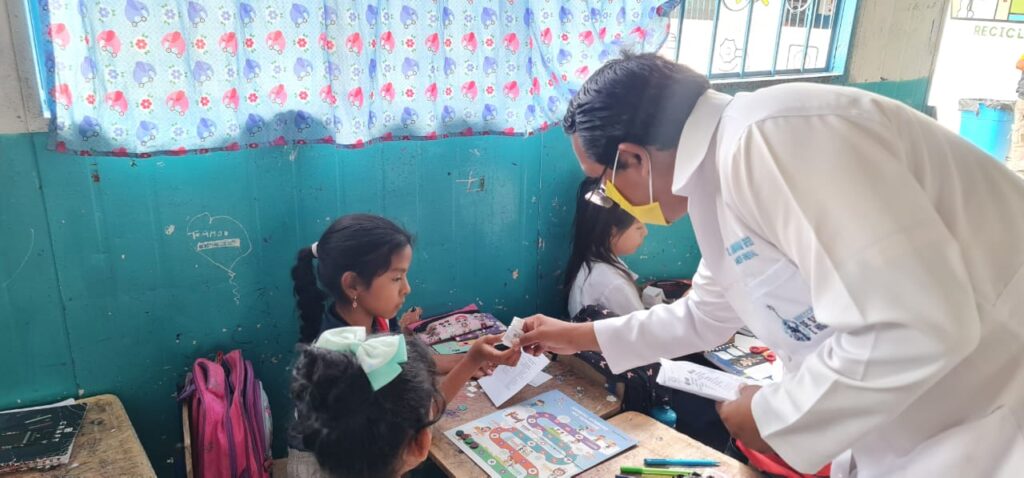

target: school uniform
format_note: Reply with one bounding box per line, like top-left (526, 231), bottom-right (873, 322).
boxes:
top-left (567, 259), bottom-right (645, 317)
top-left (593, 84), bottom-right (1024, 476)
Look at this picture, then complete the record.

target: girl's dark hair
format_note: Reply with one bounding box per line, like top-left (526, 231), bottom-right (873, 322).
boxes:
top-left (290, 336), bottom-right (443, 478)
top-left (291, 214), bottom-right (413, 343)
top-left (563, 177), bottom-right (639, 296)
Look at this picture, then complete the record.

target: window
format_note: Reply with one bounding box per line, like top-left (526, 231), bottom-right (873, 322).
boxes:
top-left (658, 0), bottom-right (855, 79)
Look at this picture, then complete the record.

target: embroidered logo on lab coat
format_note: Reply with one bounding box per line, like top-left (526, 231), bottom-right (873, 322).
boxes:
top-left (767, 304), bottom-right (829, 342)
top-left (727, 236), bottom-right (758, 266)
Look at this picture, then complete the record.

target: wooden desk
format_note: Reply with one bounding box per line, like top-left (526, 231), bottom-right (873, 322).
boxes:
top-left (7, 395), bottom-right (155, 478)
top-left (429, 355), bottom-right (621, 477)
top-left (582, 412), bottom-right (761, 478)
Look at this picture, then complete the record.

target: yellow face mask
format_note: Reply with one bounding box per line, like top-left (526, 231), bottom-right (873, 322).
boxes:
top-left (604, 151), bottom-right (669, 226)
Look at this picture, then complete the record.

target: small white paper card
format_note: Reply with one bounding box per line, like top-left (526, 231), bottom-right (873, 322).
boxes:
top-left (656, 358), bottom-right (752, 402)
top-left (502, 317), bottom-right (526, 348)
top-left (477, 353), bottom-right (550, 407)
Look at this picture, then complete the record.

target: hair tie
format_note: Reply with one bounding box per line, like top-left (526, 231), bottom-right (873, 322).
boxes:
top-left (313, 327), bottom-right (408, 391)
top-left (310, 241), bottom-right (319, 258)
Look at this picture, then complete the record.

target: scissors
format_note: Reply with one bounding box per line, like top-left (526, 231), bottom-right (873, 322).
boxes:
top-left (749, 346), bottom-right (776, 363)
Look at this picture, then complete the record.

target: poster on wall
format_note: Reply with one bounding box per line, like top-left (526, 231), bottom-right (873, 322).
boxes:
top-left (952, 0), bottom-right (1024, 22)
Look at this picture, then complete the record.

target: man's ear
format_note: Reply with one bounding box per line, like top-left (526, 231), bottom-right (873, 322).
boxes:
top-left (616, 142), bottom-right (650, 173)
top-left (617, 143), bottom-right (653, 180)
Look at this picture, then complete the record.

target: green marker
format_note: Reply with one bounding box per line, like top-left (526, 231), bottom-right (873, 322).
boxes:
top-left (620, 465), bottom-right (698, 476)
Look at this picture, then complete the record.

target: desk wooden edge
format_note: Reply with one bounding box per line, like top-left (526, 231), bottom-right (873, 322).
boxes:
top-left (85, 394), bottom-right (156, 477)
top-left (182, 401), bottom-right (194, 478)
top-left (600, 411), bottom-right (761, 478)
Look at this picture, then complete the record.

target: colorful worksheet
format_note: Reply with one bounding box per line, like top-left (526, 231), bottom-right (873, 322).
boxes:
top-left (445, 390), bottom-right (636, 477)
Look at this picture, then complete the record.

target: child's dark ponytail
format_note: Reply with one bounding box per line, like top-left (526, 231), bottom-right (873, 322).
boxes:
top-left (291, 214), bottom-right (413, 344)
top-left (292, 246), bottom-right (326, 344)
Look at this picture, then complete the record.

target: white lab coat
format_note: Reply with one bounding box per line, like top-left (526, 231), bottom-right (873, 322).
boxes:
top-left (593, 83), bottom-right (1024, 476)
top-left (567, 259), bottom-right (644, 318)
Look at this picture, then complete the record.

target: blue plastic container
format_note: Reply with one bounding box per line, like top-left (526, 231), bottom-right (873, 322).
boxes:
top-left (959, 99), bottom-right (1014, 162)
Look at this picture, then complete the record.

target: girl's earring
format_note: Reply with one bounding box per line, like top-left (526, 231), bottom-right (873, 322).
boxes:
top-left (352, 295), bottom-right (359, 309)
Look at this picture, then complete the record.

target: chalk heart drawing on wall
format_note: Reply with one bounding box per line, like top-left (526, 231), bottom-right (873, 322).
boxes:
top-left (186, 213), bottom-right (253, 303)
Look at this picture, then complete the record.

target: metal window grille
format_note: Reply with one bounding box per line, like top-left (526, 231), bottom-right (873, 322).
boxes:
top-left (659, 0), bottom-right (844, 79)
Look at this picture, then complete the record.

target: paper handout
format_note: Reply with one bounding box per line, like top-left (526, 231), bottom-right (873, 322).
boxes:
top-left (656, 358), bottom-right (753, 402)
top-left (477, 352), bottom-right (550, 406)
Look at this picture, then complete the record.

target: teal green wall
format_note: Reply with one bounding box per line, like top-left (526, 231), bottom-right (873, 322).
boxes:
top-left (0, 75), bottom-right (928, 476)
top-left (850, 77), bottom-right (932, 112)
top-left (0, 130), bottom-right (698, 475)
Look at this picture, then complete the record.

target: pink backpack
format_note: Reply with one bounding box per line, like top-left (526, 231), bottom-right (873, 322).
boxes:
top-left (181, 350), bottom-right (272, 478)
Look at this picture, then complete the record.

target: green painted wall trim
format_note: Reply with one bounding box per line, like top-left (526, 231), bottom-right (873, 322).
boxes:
top-left (849, 77), bottom-right (932, 112)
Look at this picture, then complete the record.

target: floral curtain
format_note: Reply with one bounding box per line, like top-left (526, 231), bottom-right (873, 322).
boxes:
top-left (38, 1), bottom-right (671, 157)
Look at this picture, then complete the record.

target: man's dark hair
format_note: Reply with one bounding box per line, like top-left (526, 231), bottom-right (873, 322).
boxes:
top-left (563, 52), bottom-right (710, 168)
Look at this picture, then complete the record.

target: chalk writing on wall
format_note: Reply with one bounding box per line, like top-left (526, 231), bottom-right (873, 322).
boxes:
top-left (1, 228), bottom-right (34, 288)
top-left (186, 213), bottom-right (252, 304)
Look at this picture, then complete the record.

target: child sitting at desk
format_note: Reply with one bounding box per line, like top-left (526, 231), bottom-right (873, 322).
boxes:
top-left (289, 327), bottom-right (519, 478)
top-left (563, 179), bottom-right (731, 451)
top-left (290, 214), bottom-right (464, 373)
top-left (565, 177), bottom-right (649, 318)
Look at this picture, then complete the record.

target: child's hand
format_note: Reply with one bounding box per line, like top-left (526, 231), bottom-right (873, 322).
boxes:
top-left (468, 334), bottom-right (521, 368)
top-left (472, 363), bottom-right (497, 379)
top-left (440, 335), bottom-right (520, 402)
top-left (399, 306), bottom-right (422, 332)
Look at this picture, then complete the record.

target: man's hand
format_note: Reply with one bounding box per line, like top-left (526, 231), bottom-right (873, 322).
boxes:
top-left (717, 385), bottom-right (775, 454)
top-left (518, 314), bottom-right (600, 356)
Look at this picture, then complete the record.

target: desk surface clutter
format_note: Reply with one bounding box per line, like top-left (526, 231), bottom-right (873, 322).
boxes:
top-left (430, 355), bottom-right (621, 477)
top-left (429, 355), bottom-right (760, 478)
top-left (4, 395), bottom-right (155, 478)
top-left (583, 412), bottom-right (760, 478)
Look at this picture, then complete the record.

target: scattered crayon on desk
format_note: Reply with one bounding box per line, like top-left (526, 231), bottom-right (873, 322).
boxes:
top-left (644, 458), bottom-right (720, 467)
top-left (620, 465), bottom-right (703, 476)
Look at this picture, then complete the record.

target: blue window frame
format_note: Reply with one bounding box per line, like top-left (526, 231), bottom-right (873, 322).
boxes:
top-left (21, 0), bottom-right (54, 118)
top-left (659, 0), bottom-right (858, 79)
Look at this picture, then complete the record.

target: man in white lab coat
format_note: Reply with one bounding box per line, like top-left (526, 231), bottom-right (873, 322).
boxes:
top-left (520, 53), bottom-right (1024, 476)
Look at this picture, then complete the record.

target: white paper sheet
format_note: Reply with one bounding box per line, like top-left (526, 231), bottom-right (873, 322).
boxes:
top-left (656, 359), bottom-right (752, 402)
top-left (477, 353), bottom-right (550, 407)
top-left (744, 362), bottom-right (775, 381)
top-left (528, 371), bottom-right (552, 387)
